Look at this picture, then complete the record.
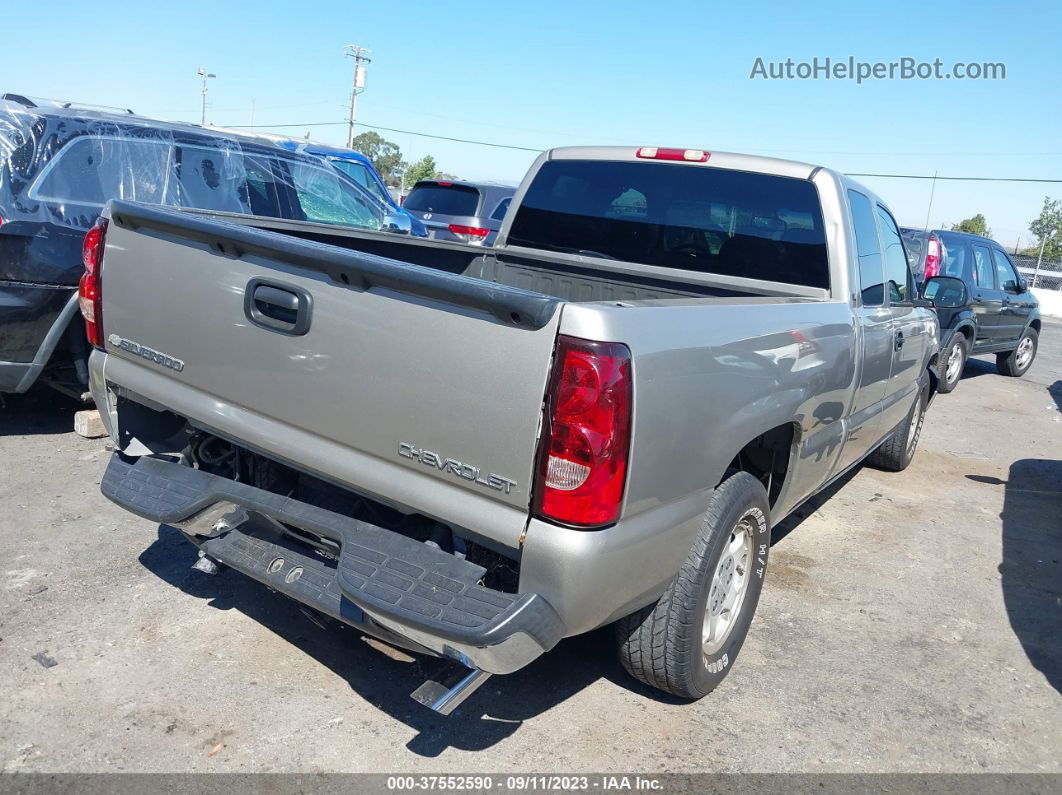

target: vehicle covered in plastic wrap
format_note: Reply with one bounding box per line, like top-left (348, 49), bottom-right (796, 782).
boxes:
top-left (0, 94), bottom-right (413, 397)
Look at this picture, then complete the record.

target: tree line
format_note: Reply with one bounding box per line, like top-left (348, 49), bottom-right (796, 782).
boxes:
top-left (349, 131), bottom-right (457, 190)
top-left (947, 199), bottom-right (1062, 260)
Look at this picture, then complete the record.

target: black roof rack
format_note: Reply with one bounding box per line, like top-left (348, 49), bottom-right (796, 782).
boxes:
top-left (1, 93), bottom-right (37, 108)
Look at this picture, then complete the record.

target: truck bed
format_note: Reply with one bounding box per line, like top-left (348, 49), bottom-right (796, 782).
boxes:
top-left (211, 211), bottom-right (769, 305)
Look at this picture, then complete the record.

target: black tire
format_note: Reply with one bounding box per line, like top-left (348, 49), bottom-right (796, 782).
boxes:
top-left (935, 332), bottom-right (967, 394)
top-left (867, 379), bottom-right (929, 472)
top-left (995, 326), bottom-right (1038, 377)
top-left (615, 471), bottom-right (771, 699)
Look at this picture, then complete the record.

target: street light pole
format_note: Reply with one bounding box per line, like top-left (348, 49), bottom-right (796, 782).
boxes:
top-left (197, 67), bottom-right (216, 126)
top-left (344, 45), bottom-right (371, 148)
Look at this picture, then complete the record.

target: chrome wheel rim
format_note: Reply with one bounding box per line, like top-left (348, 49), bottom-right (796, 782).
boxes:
top-left (1015, 336), bottom-right (1034, 369)
top-left (945, 341), bottom-right (964, 383)
top-left (703, 515), bottom-right (754, 658)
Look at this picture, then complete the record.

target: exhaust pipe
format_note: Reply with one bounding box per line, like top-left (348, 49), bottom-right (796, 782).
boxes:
top-left (411, 667), bottom-right (492, 715)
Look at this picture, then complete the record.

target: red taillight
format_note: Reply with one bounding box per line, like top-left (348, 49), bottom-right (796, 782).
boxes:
top-left (448, 223), bottom-right (489, 239)
top-left (924, 234), bottom-right (942, 279)
top-left (534, 336), bottom-right (632, 527)
top-left (79, 217), bottom-right (108, 349)
top-left (636, 146), bottom-right (710, 162)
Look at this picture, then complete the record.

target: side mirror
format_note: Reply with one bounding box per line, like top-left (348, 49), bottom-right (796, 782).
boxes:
top-left (1017, 277), bottom-right (1029, 293)
top-left (382, 212), bottom-right (412, 235)
top-left (921, 275), bottom-right (968, 309)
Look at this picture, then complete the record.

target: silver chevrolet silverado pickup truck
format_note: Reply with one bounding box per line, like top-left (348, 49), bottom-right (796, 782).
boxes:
top-left (87, 146), bottom-right (940, 713)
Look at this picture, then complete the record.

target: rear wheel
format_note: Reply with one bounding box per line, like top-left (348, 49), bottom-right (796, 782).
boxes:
top-left (996, 326), bottom-right (1038, 377)
top-left (615, 471), bottom-right (770, 699)
top-left (867, 379), bottom-right (928, 472)
top-left (935, 332), bottom-right (966, 394)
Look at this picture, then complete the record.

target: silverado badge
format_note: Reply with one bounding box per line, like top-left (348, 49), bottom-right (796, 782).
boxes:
top-left (107, 334), bottom-right (185, 373)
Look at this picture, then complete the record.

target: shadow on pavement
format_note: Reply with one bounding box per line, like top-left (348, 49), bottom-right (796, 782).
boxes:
top-left (959, 356), bottom-right (1000, 382)
top-left (771, 465), bottom-right (861, 545)
top-left (138, 525), bottom-right (673, 756)
top-left (1049, 379), bottom-right (1062, 413)
top-left (0, 385), bottom-right (83, 437)
top-left (967, 452), bottom-right (1062, 696)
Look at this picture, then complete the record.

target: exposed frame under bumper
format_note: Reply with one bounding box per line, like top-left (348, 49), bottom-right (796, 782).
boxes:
top-left (101, 452), bottom-right (565, 675)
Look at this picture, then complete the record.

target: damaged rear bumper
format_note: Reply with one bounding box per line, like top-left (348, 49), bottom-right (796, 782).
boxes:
top-left (101, 452), bottom-right (565, 675)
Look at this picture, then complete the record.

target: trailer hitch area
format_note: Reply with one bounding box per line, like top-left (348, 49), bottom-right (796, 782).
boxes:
top-left (411, 664), bottom-right (492, 716)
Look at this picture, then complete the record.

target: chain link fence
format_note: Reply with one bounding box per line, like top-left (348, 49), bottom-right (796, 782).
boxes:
top-left (1013, 254), bottom-right (1062, 291)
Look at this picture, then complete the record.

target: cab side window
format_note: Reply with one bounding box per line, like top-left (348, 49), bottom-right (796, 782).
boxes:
top-left (848, 190), bottom-right (884, 307)
top-left (991, 249), bottom-right (1021, 293)
top-left (875, 205), bottom-right (912, 304)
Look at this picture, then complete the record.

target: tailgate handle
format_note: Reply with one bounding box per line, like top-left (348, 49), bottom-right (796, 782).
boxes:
top-left (245, 279), bottom-right (312, 336)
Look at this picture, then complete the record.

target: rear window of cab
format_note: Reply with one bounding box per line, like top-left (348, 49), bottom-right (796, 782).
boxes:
top-left (506, 159), bottom-right (829, 289)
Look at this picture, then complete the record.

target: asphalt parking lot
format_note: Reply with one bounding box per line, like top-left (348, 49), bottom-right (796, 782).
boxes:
top-left (1, 325), bottom-right (1060, 774)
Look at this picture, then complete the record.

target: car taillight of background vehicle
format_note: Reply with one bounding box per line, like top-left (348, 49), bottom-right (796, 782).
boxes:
top-left (79, 217), bottom-right (108, 349)
top-left (448, 224), bottom-right (490, 242)
top-left (533, 335), bottom-right (632, 527)
top-left (924, 233), bottom-right (943, 278)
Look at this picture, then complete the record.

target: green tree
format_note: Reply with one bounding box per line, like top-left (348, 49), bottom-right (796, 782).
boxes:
top-left (403, 155), bottom-right (439, 188)
top-left (349, 131), bottom-right (404, 183)
top-left (950, 213), bottom-right (991, 237)
top-left (1029, 196), bottom-right (1062, 261)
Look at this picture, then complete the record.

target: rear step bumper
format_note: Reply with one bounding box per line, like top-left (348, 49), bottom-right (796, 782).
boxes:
top-left (101, 453), bottom-right (565, 674)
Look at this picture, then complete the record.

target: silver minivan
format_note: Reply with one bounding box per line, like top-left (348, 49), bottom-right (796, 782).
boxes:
top-left (402, 180), bottom-right (515, 246)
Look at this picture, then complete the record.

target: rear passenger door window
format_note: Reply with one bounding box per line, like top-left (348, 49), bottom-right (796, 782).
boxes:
top-left (174, 144), bottom-right (250, 213)
top-left (972, 245), bottom-right (997, 289)
top-left (875, 205), bottom-right (912, 304)
top-left (848, 190), bottom-right (885, 306)
top-left (970, 244), bottom-right (1004, 338)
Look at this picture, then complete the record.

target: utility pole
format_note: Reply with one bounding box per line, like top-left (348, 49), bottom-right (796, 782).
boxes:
top-left (249, 98), bottom-right (255, 127)
top-left (344, 45), bottom-right (371, 148)
top-left (197, 67), bottom-right (216, 126)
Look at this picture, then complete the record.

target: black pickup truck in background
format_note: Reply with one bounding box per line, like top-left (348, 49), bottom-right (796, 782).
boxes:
top-left (0, 94), bottom-right (409, 398)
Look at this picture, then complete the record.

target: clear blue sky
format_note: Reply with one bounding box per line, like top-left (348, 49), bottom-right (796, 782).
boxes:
top-left (7, 0), bottom-right (1061, 248)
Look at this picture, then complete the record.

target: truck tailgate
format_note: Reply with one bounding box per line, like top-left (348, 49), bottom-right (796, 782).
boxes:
top-left (98, 202), bottom-right (563, 548)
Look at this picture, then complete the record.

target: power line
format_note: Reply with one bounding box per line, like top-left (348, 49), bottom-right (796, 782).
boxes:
top-left (226, 120), bottom-right (544, 152)
top-left (222, 119), bottom-right (1062, 177)
top-left (229, 121), bottom-right (345, 127)
top-left (353, 122), bottom-right (545, 152)
top-left (845, 170), bottom-right (1062, 182)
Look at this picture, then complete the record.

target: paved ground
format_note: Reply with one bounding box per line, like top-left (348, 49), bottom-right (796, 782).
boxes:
top-left (1, 325), bottom-right (1059, 774)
